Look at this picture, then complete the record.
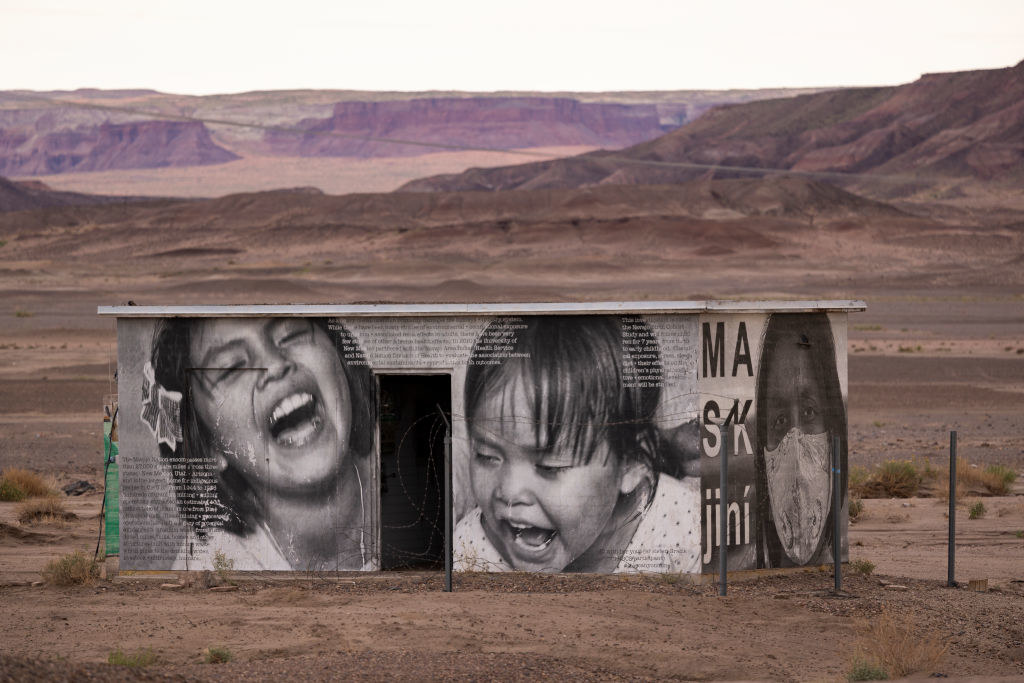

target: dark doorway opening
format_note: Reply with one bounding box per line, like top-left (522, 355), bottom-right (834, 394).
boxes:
top-left (378, 374), bottom-right (451, 570)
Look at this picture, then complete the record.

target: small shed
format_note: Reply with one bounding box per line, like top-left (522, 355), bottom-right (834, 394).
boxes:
top-left (99, 300), bottom-right (864, 575)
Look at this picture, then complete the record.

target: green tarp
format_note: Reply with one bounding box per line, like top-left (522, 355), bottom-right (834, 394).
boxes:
top-left (103, 418), bottom-right (119, 557)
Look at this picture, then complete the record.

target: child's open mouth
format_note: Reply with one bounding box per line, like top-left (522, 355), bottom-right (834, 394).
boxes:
top-left (506, 519), bottom-right (557, 551)
top-left (269, 392), bottom-right (323, 447)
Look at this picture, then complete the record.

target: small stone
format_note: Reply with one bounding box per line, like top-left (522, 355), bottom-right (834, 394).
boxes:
top-left (878, 579), bottom-right (891, 586)
top-left (160, 583), bottom-right (184, 590)
top-left (210, 585), bottom-right (239, 592)
top-left (31, 580), bottom-right (44, 587)
top-left (884, 584), bottom-right (909, 591)
top-left (62, 480), bottom-right (96, 496)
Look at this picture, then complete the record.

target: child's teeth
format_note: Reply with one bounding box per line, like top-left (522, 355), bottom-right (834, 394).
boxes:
top-left (510, 523), bottom-right (556, 549)
top-left (272, 392), bottom-right (313, 423)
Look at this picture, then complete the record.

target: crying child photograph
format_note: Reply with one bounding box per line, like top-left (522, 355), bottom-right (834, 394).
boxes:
top-left (454, 315), bottom-right (701, 574)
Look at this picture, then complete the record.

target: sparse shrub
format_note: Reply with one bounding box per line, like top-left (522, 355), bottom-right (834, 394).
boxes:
top-left (924, 458), bottom-right (1016, 497)
top-left (18, 496), bottom-right (75, 524)
top-left (42, 550), bottom-right (99, 586)
top-left (849, 497), bottom-right (864, 521)
top-left (849, 559), bottom-right (875, 576)
top-left (14, 309), bottom-right (33, 318)
top-left (213, 549), bottom-right (235, 585)
top-left (0, 479), bottom-right (26, 501)
top-left (855, 611), bottom-right (947, 679)
top-left (848, 657), bottom-right (888, 681)
top-left (1016, 530), bottom-right (1023, 539)
top-left (1, 468), bottom-right (53, 498)
top-left (857, 460), bottom-right (921, 498)
top-left (849, 465), bottom-right (870, 494)
top-left (206, 646), bottom-right (232, 664)
top-left (984, 464), bottom-right (1016, 489)
top-left (968, 501), bottom-right (986, 519)
top-left (108, 648), bottom-right (157, 667)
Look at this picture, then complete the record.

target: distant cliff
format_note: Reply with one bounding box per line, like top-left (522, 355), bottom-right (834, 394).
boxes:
top-left (262, 97), bottom-right (681, 157)
top-left (0, 120), bottom-right (239, 176)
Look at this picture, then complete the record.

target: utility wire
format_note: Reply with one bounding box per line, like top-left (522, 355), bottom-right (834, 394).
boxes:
top-left (1, 91), bottom-right (928, 186)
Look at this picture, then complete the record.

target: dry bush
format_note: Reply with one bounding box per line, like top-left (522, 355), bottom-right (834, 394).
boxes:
top-left (855, 611), bottom-right (947, 678)
top-left (205, 646), bottom-right (232, 664)
top-left (1, 468), bottom-right (53, 498)
top-left (18, 496), bottom-right (77, 525)
top-left (849, 465), bottom-right (870, 494)
top-left (983, 464), bottom-right (1016, 491)
top-left (856, 460), bottom-right (921, 498)
top-left (849, 497), bottom-right (864, 522)
top-left (42, 550), bottom-right (99, 586)
top-left (108, 648), bottom-right (157, 667)
top-left (924, 458), bottom-right (1016, 497)
top-left (0, 479), bottom-right (25, 502)
top-left (849, 559), bottom-right (875, 576)
top-left (847, 657), bottom-right (887, 681)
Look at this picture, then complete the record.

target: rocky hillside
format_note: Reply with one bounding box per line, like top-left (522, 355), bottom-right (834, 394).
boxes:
top-left (399, 60), bottom-right (1024, 193)
top-left (0, 176), bottom-right (138, 212)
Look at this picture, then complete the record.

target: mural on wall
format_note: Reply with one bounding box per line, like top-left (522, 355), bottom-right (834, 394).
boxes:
top-left (128, 318), bottom-right (377, 571)
top-left (698, 312), bottom-right (848, 571)
top-left (454, 315), bottom-right (701, 574)
top-left (753, 313), bottom-right (848, 568)
top-left (116, 310), bottom-right (845, 574)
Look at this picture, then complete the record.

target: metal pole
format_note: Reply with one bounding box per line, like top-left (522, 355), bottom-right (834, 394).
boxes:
top-left (444, 427), bottom-right (453, 592)
top-left (833, 434), bottom-right (841, 592)
top-left (719, 422), bottom-right (729, 597)
top-left (948, 431), bottom-right (957, 588)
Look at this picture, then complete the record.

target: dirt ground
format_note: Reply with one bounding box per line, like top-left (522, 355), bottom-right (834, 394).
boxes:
top-left (1, 491), bottom-right (1023, 681)
top-left (1, 181), bottom-right (1023, 680)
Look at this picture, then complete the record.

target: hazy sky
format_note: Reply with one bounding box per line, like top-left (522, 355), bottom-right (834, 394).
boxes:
top-left (2, 0), bottom-right (1022, 94)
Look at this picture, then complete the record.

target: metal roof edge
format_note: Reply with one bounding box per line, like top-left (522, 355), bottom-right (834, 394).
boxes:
top-left (98, 300), bottom-right (867, 317)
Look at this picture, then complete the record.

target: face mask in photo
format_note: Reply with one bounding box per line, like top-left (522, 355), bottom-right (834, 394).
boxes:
top-left (764, 428), bottom-right (831, 565)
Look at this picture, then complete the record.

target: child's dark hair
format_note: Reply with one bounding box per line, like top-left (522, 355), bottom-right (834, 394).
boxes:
top-left (465, 315), bottom-right (663, 473)
top-left (149, 317), bottom-right (375, 538)
top-left (753, 312), bottom-right (848, 568)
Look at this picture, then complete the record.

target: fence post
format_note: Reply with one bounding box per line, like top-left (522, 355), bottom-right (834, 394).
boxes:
top-left (719, 422), bottom-right (730, 597)
top-left (833, 434), bottom-right (841, 592)
top-left (947, 430), bottom-right (957, 588)
top-left (444, 426), bottom-right (453, 592)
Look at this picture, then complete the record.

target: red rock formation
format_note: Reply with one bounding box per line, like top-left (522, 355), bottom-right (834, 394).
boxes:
top-left (0, 120), bottom-right (238, 175)
top-left (264, 97), bottom-right (674, 157)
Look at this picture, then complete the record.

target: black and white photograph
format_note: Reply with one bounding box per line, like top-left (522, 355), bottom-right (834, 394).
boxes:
top-left (127, 317), bottom-right (377, 571)
top-left (453, 315), bottom-right (701, 574)
top-left (753, 312), bottom-right (848, 568)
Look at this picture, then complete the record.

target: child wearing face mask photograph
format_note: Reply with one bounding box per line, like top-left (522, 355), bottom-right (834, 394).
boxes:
top-left (753, 313), bottom-right (848, 568)
top-left (454, 315), bottom-right (701, 574)
top-left (144, 317), bottom-right (376, 571)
